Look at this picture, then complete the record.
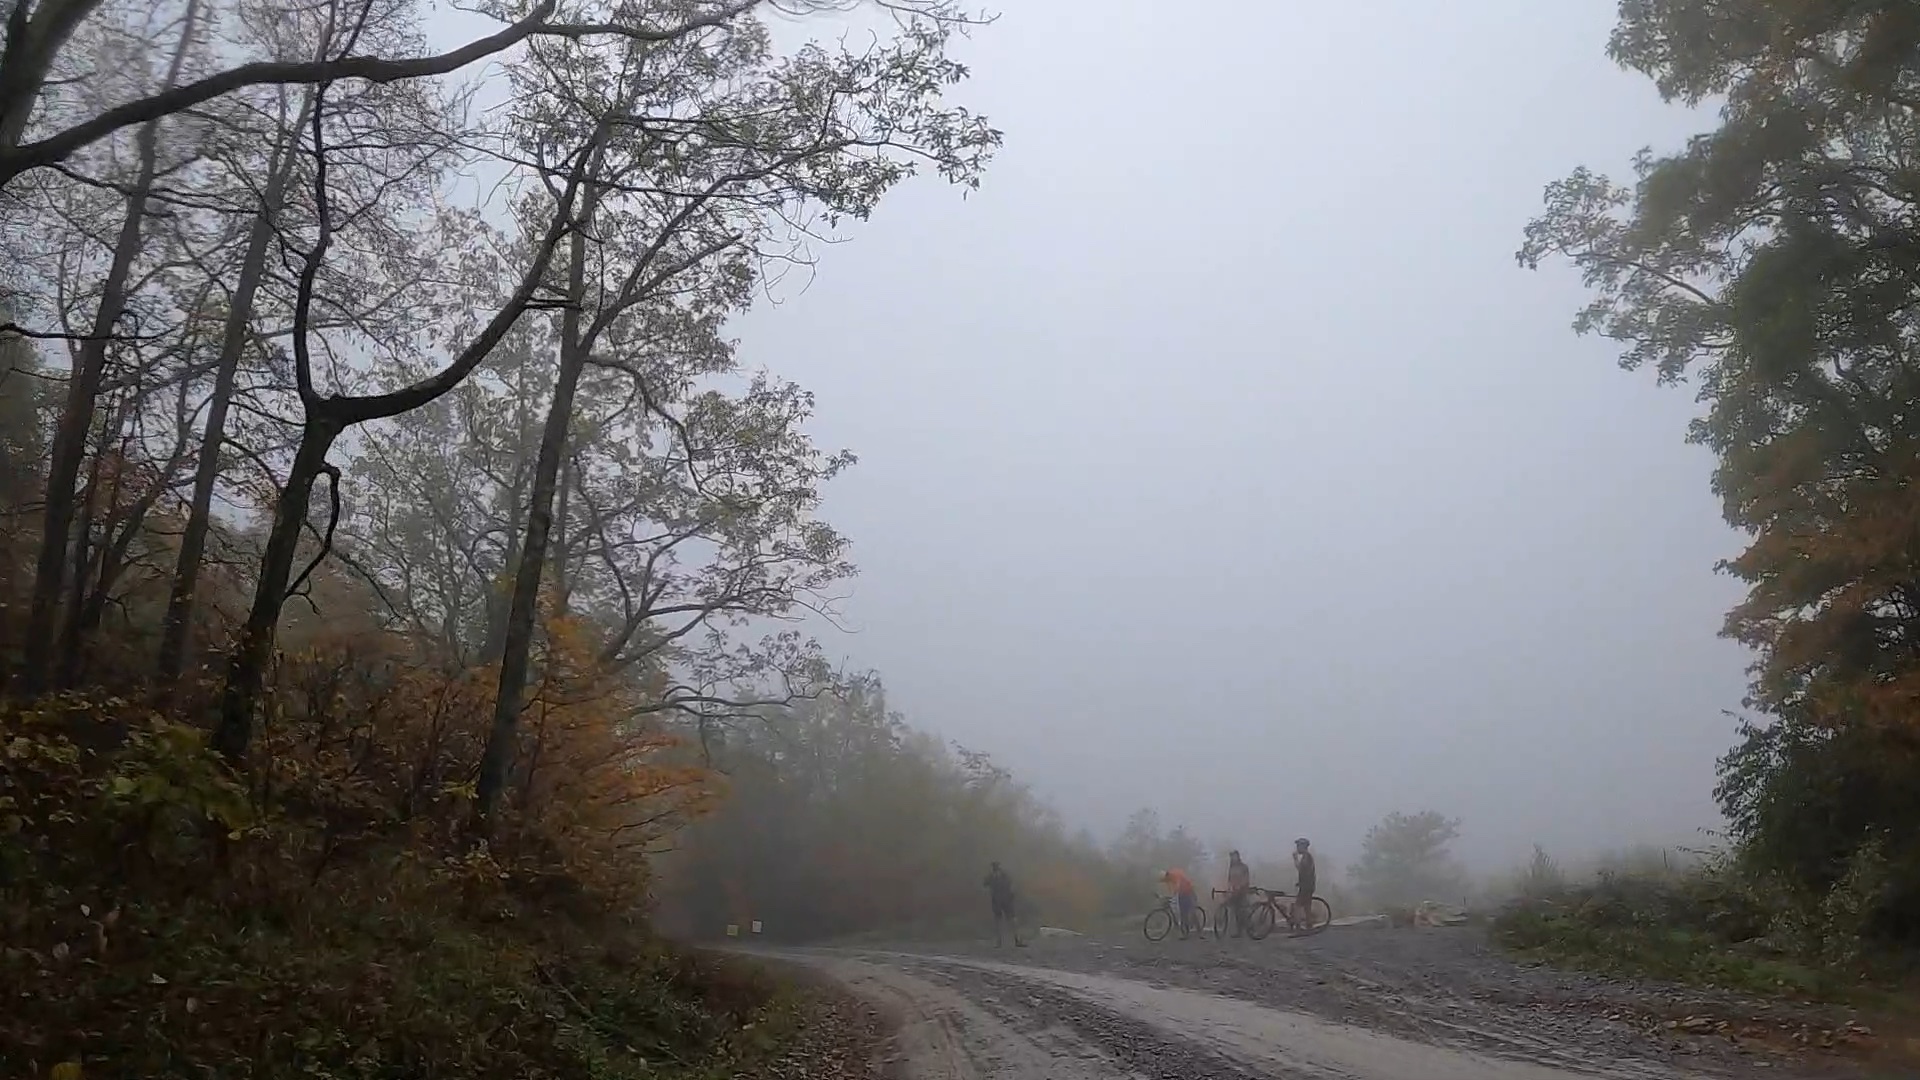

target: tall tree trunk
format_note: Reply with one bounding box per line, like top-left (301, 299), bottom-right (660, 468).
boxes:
top-left (18, 0), bottom-right (195, 693)
top-left (213, 65), bottom-right (595, 761)
top-left (552, 453), bottom-right (572, 617)
top-left (22, 170), bottom-right (152, 690)
top-left (478, 356), bottom-right (536, 666)
top-left (54, 416), bottom-right (104, 688)
top-left (156, 111), bottom-right (306, 687)
top-left (474, 231), bottom-right (590, 823)
top-left (70, 474), bottom-right (165, 685)
top-left (479, 465), bottom-right (526, 666)
top-left (212, 414), bottom-right (340, 762)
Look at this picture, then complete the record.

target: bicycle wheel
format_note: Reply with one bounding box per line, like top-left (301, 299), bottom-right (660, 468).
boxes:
top-left (1246, 899), bottom-right (1277, 940)
top-left (1143, 906), bottom-right (1172, 942)
top-left (1187, 904), bottom-right (1208, 938)
top-left (1212, 901), bottom-right (1232, 940)
top-left (1296, 897), bottom-right (1332, 933)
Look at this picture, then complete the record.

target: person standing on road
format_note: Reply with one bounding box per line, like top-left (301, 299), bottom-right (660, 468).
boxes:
top-left (1291, 838), bottom-right (1317, 929)
top-left (984, 861), bottom-right (1025, 947)
top-left (1161, 867), bottom-right (1199, 937)
top-left (1225, 850), bottom-right (1252, 936)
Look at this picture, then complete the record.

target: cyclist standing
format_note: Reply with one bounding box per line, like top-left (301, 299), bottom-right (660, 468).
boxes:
top-left (1225, 850), bottom-right (1252, 936)
top-left (1291, 838), bottom-right (1317, 929)
top-left (1161, 867), bottom-right (1199, 937)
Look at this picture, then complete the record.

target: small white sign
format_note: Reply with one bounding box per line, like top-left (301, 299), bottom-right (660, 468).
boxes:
top-left (750, 920), bottom-right (763, 934)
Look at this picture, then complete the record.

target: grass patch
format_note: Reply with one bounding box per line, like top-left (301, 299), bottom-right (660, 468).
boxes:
top-left (1496, 906), bottom-right (1851, 1000)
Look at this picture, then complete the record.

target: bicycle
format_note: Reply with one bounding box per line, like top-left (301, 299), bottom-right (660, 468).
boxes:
top-left (1142, 893), bottom-right (1208, 941)
top-left (1211, 888), bottom-right (1255, 939)
top-left (1244, 886), bottom-right (1332, 939)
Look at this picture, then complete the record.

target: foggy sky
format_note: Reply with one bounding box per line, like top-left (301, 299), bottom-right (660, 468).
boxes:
top-left (427, 2), bottom-right (1750, 875)
top-left (733, 1), bottom-right (1744, 874)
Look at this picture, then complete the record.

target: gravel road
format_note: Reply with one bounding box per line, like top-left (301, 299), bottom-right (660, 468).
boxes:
top-left (750, 923), bottom-right (1904, 1080)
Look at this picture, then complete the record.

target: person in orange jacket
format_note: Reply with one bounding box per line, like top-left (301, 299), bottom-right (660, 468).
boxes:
top-left (1161, 867), bottom-right (1199, 937)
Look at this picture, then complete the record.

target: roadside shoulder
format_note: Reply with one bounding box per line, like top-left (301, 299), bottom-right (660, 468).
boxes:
top-left (730, 956), bottom-right (898, 1079)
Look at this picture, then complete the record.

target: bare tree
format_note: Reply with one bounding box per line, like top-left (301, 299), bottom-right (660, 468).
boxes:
top-left (157, 0), bottom-right (404, 687)
top-left (18, 0), bottom-right (201, 691)
top-left (470, 4), bottom-right (998, 821)
top-left (0, 0), bottom-right (798, 186)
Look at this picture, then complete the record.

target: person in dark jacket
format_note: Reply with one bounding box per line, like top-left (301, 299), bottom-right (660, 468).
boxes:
top-left (1226, 850), bottom-right (1252, 936)
top-left (984, 862), bottom-right (1025, 947)
top-left (1292, 838), bottom-right (1317, 928)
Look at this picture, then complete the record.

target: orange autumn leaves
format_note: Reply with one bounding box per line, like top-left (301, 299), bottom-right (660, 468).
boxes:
top-left (265, 603), bottom-right (718, 902)
top-left (1721, 429), bottom-right (1920, 732)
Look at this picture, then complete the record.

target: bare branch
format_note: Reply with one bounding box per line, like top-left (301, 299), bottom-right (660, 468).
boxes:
top-left (0, 0), bottom-right (770, 184)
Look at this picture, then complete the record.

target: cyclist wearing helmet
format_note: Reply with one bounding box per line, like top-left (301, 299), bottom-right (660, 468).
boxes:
top-left (1292, 838), bottom-right (1316, 928)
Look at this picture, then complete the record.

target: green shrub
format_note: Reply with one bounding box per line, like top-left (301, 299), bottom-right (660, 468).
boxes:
top-left (1717, 717), bottom-right (1920, 948)
top-left (1490, 854), bottom-right (1907, 1001)
top-left (0, 697), bottom-right (809, 1080)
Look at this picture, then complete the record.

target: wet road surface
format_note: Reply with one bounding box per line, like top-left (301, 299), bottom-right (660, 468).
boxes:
top-left (751, 926), bottom-right (1898, 1079)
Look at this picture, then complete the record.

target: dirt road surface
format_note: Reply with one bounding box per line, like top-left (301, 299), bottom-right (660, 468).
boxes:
top-left (750, 924), bottom-right (1902, 1080)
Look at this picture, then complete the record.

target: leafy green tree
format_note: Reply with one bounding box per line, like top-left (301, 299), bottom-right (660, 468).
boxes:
top-left (1518, 1), bottom-right (1920, 732)
top-left (1519, 0), bottom-right (1920, 939)
top-left (1351, 810), bottom-right (1462, 908)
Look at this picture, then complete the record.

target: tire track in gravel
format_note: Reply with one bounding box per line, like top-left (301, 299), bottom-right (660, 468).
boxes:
top-left (884, 928), bottom-right (1890, 1078)
top-left (767, 947), bottom-right (1718, 1080)
top-left (790, 954), bottom-right (1148, 1079)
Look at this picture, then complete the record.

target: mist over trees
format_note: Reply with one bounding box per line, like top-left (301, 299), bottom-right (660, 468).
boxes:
top-left (1352, 810), bottom-right (1465, 909)
top-left (653, 675), bottom-right (1132, 940)
top-left (7, 4), bottom-right (1920, 1073)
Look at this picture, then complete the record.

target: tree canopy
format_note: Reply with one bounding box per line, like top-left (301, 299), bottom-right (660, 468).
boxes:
top-left (1521, 0), bottom-right (1920, 938)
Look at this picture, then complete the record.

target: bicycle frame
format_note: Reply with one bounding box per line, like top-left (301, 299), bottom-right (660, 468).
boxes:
top-left (1145, 893), bottom-right (1204, 939)
top-left (1251, 887), bottom-right (1328, 932)
top-left (1211, 887), bottom-right (1251, 928)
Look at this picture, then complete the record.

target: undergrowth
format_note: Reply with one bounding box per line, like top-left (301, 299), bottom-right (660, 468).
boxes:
top-left (0, 692), bottom-right (816, 1078)
top-left (1492, 861), bottom-right (1915, 1004)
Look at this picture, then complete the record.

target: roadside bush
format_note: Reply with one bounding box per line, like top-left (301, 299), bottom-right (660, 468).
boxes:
top-left (1502, 845), bottom-right (1566, 901)
top-left (0, 657), bottom-right (769, 1079)
top-left (1718, 716), bottom-right (1920, 950)
top-left (1502, 717), bottom-right (1920, 995)
top-left (1492, 860), bottom-right (1842, 998)
top-left (1489, 844), bottom-right (1920, 1000)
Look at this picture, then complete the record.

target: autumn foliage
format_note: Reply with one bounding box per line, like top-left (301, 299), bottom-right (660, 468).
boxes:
top-left (1521, 0), bottom-right (1920, 945)
top-left (0, 591), bottom-right (736, 1073)
top-left (0, 0), bottom-right (1005, 1067)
